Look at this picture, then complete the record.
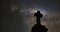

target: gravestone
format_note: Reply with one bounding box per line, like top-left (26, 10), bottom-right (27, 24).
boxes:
top-left (31, 11), bottom-right (48, 32)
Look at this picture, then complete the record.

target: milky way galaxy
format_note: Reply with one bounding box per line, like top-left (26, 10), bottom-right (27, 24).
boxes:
top-left (0, 0), bottom-right (60, 32)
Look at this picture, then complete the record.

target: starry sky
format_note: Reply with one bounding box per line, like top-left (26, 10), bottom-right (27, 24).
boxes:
top-left (0, 0), bottom-right (60, 32)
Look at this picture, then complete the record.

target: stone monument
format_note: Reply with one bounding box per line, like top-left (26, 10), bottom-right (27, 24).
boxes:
top-left (31, 11), bottom-right (48, 32)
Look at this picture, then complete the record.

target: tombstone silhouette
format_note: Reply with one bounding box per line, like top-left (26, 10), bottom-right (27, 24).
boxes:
top-left (31, 11), bottom-right (48, 32)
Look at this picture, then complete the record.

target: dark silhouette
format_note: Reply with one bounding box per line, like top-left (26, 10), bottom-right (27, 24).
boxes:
top-left (31, 11), bottom-right (48, 32)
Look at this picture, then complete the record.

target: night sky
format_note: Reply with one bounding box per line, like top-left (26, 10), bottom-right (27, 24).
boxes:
top-left (0, 0), bottom-right (60, 32)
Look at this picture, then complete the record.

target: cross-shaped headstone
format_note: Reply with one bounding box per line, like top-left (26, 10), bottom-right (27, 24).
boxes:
top-left (31, 11), bottom-right (48, 32)
top-left (34, 11), bottom-right (43, 24)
